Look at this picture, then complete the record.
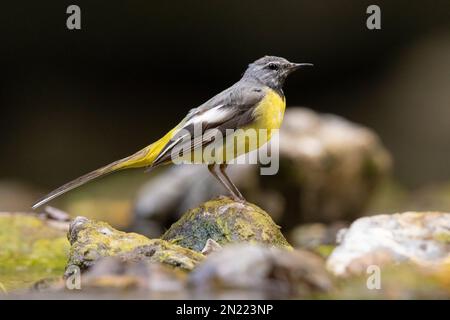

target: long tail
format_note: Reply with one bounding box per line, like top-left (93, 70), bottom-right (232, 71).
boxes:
top-left (32, 144), bottom-right (155, 209)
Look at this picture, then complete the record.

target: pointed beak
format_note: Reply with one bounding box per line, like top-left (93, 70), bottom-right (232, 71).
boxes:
top-left (289, 62), bottom-right (314, 71)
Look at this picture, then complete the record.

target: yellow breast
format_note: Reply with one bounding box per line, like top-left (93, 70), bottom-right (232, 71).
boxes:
top-left (251, 88), bottom-right (286, 132)
top-left (219, 87), bottom-right (285, 161)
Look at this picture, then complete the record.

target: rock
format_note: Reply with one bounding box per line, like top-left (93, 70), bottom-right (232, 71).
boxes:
top-left (201, 239), bottom-right (222, 255)
top-left (31, 277), bottom-right (65, 292)
top-left (66, 216), bottom-right (204, 275)
top-left (189, 244), bottom-right (332, 298)
top-left (76, 257), bottom-right (187, 297)
top-left (67, 216), bottom-right (150, 271)
top-left (31, 258), bottom-right (188, 299)
top-left (326, 212), bottom-right (450, 276)
top-left (116, 242), bottom-right (204, 271)
top-left (0, 212), bottom-right (70, 292)
top-left (133, 107), bottom-right (391, 232)
top-left (161, 197), bottom-right (291, 252)
top-left (42, 206), bottom-right (71, 222)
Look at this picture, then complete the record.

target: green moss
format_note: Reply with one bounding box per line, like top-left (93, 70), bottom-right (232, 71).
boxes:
top-left (361, 155), bottom-right (382, 182)
top-left (434, 232), bottom-right (450, 244)
top-left (67, 218), bottom-right (153, 271)
top-left (162, 197), bottom-right (291, 252)
top-left (67, 217), bottom-right (204, 273)
top-left (0, 213), bottom-right (70, 292)
top-left (140, 240), bottom-right (204, 271)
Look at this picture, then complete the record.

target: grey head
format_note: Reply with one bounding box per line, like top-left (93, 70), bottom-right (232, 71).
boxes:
top-left (242, 56), bottom-right (313, 93)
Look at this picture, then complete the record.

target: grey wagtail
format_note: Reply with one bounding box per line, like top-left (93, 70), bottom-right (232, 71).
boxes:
top-left (32, 56), bottom-right (312, 209)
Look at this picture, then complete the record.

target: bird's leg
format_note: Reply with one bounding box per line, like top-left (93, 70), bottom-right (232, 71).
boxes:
top-left (219, 163), bottom-right (246, 201)
top-left (207, 164), bottom-right (245, 202)
top-left (208, 164), bottom-right (235, 199)
top-left (219, 164), bottom-right (245, 201)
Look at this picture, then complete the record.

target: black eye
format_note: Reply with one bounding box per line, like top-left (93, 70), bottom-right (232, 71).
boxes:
top-left (267, 63), bottom-right (279, 71)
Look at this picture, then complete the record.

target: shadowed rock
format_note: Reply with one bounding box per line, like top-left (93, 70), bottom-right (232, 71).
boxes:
top-left (189, 244), bottom-right (332, 298)
top-left (79, 258), bottom-right (187, 297)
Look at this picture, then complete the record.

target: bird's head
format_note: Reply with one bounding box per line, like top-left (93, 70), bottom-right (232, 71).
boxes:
top-left (243, 56), bottom-right (313, 91)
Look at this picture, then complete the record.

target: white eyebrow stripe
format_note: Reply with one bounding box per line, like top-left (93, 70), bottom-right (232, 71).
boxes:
top-left (184, 104), bottom-right (229, 127)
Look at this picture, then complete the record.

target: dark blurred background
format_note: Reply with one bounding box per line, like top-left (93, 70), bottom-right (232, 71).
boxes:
top-left (1, 0), bottom-right (450, 197)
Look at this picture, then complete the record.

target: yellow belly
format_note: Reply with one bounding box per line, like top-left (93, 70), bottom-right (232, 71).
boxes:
top-left (203, 88), bottom-right (286, 163)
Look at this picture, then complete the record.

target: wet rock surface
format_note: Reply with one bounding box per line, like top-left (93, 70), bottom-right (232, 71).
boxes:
top-left (26, 258), bottom-right (189, 299)
top-left (66, 216), bottom-right (204, 275)
top-left (161, 197), bottom-right (291, 252)
top-left (189, 244), bottom-right (332, 298)
top-left (326, 211), bottom-right (450, 276)
top-left (73, 258), bottom-right (187, 298)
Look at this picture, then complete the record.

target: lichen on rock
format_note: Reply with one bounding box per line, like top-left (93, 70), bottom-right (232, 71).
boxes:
top-left (161, 197), bottom-right (292, 252)
top-left (66, 216), bottom-right (204, 275)
top-left (326, 211), bottom-right (450, 277)
top-left (0, 212), bottom-right (70, 292)
top-left (116, 240), bottom-right (204, 271)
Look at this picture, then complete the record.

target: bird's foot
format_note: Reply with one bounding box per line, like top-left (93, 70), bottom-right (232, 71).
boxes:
top-left (230, 194), bottom-right (247, 203)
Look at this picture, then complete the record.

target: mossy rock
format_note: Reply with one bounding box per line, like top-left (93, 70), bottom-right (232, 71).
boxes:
top-left (66, 216), bottom-right (203, 275)
top-left (161, 197), bottom-right (292, 252)
top-left (116, 241), bottom-right (204, 271)
top-left (0, 213), bottom-right (70, 292)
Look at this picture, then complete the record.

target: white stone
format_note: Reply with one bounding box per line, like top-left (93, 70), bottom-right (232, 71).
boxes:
top-left (326, 212), bottom-right (450, 276)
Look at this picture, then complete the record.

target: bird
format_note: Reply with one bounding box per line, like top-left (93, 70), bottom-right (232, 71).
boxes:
top-left (32, 56), bottom-right (312, 209)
